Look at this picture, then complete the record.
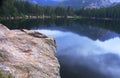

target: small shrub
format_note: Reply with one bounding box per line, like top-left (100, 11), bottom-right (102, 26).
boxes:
top-left (0, 73), bottom-right (13, 78)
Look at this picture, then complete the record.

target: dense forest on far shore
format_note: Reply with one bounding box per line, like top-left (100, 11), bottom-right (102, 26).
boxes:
top-left (0, 0), bottom-right (120, 20)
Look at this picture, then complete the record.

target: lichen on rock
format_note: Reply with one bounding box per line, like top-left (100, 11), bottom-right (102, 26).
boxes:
top-left (0, 24), bottom-right (60, 78)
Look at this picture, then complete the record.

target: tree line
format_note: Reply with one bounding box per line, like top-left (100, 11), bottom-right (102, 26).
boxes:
top-left (75, 5), bottom-right (120, 19)
top-left (0, 0), bottom-right (74, 19)
top-left (0, 0), bottom-right (120, 19)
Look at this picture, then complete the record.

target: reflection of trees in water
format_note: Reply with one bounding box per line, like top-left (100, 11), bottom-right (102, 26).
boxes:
top-left (74, 19), bottom-right (120, 33)
top-left (1, 19), bottom-right (120, 34)
top-left (0, 19), bottom-right (44, 29)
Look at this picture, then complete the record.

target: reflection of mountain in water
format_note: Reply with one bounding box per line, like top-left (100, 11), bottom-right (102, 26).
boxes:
top-left (38, 25), bottom-right (120, 41)
top-left (66, 25), bottom-right (120, 41)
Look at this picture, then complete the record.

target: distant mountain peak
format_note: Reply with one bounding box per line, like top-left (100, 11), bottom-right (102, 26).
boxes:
top-left (59, 0), bottom-right (112, 8)
top-left (29, 0), bottom-right (120, 8)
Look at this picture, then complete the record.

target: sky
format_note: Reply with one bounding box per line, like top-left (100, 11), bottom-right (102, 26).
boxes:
top-left (50, 0), bottom-right (65, 1)
top-left (30, 0), bottom-right (120, 4)
top-left (51, 0), bottom-right (120, 3)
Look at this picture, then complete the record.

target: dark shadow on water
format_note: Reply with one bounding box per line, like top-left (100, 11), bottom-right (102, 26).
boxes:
top-left (60, 61), bottom-right (111, 78)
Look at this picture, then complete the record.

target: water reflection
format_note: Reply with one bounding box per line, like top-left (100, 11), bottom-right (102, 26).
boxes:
top-left (37, 29), bottom-right (120, 78)
top-left (1, 18), bottom-right (120, 78)
top-left (1, 19), bottom-right (120, 33)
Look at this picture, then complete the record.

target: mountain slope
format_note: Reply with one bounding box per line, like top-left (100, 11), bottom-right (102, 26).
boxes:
top-left (29, 0), bottom-right (118, 8)
top-left (60, 0), bottom-right (112, 8)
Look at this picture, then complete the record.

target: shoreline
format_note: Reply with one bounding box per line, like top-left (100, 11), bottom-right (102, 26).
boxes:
top-left (0, 15), bottom-right (119, 21)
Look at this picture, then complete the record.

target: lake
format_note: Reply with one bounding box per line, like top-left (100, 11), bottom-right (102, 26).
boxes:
top-left (1, 18), bottom-right (120, 78)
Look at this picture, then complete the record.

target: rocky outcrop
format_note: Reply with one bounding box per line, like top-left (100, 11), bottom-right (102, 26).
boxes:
top-left (0, 24), bottom-right (60, 78)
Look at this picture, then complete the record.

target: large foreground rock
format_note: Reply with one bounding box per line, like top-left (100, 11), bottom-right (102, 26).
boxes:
top-left (0, 24), bottom-right (60, 78)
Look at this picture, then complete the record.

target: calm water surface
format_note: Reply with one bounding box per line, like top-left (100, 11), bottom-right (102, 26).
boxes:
top-left (1, 19), bottom-right (120, 78)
